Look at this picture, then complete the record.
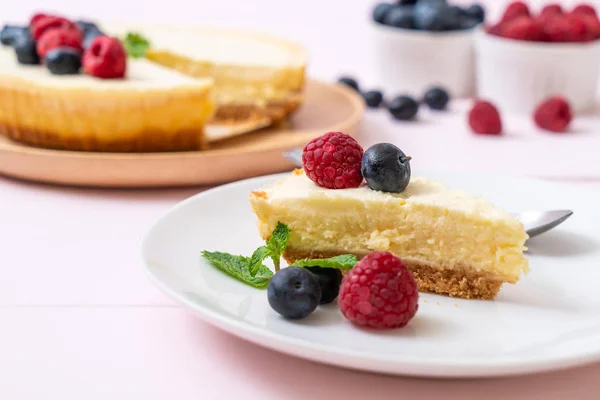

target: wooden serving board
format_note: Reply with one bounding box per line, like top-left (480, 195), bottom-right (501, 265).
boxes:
top-left (0, 80), bottom-right (364, 188)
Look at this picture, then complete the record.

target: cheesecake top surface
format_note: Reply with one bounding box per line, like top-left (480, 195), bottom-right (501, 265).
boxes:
top-left (260, 170), bottom-right (520, 223)
top-left (0, 46), bottom-right (213, 89)
top-left (109, 24), bottom-right (307, 68)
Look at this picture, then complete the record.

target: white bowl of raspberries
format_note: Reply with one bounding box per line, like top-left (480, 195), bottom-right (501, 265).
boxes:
top-left (370, 0), bottom-right (487, 98)
top-left (475, 1), bottom-right (600, 114)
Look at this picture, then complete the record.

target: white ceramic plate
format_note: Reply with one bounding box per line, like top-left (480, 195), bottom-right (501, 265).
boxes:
top-left (141, 171), bottom-right (600, 378)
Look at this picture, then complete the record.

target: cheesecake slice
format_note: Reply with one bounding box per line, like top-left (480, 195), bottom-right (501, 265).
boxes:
top-left (0, 46), bottom-right (214, 152)
top-left (128, 24), bottom-right (307, 126)
top-left (249, 169), bottom-right (529, 300)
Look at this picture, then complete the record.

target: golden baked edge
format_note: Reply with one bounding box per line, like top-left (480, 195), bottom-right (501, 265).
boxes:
top-left (0, 76), bottom-right (215, 152)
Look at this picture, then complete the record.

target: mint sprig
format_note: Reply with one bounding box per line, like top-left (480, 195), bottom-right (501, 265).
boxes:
top-left (292, 254), bottom-right (358, 270)
top-left (123, 32), bottom-right (150, 58)
top-left (201, 222), bottom-right (357, 289)
top-left (201, 251), bottom-right (272, 289)
top-left (265, 222), bottom-right (291, 272)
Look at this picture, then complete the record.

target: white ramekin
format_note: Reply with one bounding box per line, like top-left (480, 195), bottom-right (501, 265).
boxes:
top-left (474, 27), bottom-right (600, 114)
top-left (371, 21), bottom-right (476, 98)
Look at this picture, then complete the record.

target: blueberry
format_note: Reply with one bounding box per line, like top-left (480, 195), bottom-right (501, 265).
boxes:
top-left (441, 5), bottom-right (463, 30)
top-left (465, 4), bottom-right (485, 23)
top-left (337, 76), bottom-right (360, 92)
top-left (413, 0), bottom-right (446, 31)
top-left (423, 86), bottom-right (450, 110)
top-left (45, 48), bottom-right (82, 75)
top-left (363, 90), bottom-right (384, 108)
top-left (305, 267), bottom-right (342, 305)
top-left (1, 25), bottom-right (29, 46)
top-left (387, 95), bottom-right (419, 120)
top-left (459, 17), bottom-right (481, 30)
top-left (267, 267), bottom-right (321, 319)
top-left (83, 27), bottom-right (105, 49)
top-left (361, 143), bottom-right (412, 193)
top-left (13, 35), bottom-right (40, 65)
top-left (76, 20), bottom-right (100, 35)
top-left (383, 6), bottom-right (414, 29)
top-left (373, 3), bottom-right (395, 24)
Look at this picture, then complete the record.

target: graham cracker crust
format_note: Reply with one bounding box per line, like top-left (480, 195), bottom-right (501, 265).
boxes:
top-left (211, 94), bottom-right (303, 125)
top-left (283, 248), bottom-right (505, 300)
top-left (0, 123), bottom-right (206, 152)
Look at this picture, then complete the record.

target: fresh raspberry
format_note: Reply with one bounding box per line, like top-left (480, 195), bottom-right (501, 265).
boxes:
top-left (302, 131), bottom-right (364, 189)
top-left (485, 23), bottom-right (504, 36)
top-left (537, 4), bottom-right (563, 29)
top-left (468, 100), bottom-right (502, 135)
top-left (572, 4), bottom-right (598, 18)
top-left (30, 13), bottom-right (50, 27)
top-left (542, 14), bottom-right (590, 42)
top-left (31, 16), bottom-right (79, 41)
top-left (570, 12), bottom-right (600, 40)
top-left (37, 28), bottom-right (83, 60)
top-left (541, 4), bottom-right (563, 16)
top-left (338, 252), bottom-right (418, 329)
top-left (534, 96), bottom-right (572, 133)
top-left (83, 36), bottom-right (127, 79)
top-left (501, 16), bottom-right (544, 41)
top-left (500, 1), bottom-right (530, 24)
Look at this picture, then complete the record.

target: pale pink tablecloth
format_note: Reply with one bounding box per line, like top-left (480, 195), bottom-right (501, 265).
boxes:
top-left (2, 0), bottom-right (600, 398)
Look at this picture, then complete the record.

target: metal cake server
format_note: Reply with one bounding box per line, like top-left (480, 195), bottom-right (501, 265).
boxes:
top-left (283, 149), bottom-right (573, 238)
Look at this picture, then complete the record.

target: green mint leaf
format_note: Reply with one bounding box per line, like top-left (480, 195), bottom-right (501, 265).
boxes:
top-left (249, 246), bottom-right (271, 276)
top-left (201, 250), bottom-right (273, 289)
top-left (123, 32), bottom-right (150, 58)
top-left (266, 222), bottom-right (291, 271)
top-left (292, 254), bottom-right (358, 270)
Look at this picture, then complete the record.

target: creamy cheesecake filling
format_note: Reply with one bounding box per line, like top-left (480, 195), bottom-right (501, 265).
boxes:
top-left (250, 170), bottom-right (529, 283)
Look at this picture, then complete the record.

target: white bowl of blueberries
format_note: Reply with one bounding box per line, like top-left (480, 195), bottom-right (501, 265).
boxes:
top-left (371, 0), bottom-right (485, 98)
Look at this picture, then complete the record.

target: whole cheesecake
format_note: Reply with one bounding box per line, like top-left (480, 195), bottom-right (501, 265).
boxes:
top-left (249, 169), bottom-right (529, 300)
top-left (0, 16), bottom-right (307, 152)
top-left (0, 45), bottom-right (214, 152)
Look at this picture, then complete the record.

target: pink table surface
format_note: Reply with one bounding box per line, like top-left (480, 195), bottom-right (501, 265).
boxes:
top-left (3, 0), bottom-right (600, 398)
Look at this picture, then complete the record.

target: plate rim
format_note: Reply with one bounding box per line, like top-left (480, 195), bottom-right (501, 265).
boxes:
top-left (140, 172), bottom-right (600, 378)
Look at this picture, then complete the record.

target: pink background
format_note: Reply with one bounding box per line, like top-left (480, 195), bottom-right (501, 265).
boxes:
top-left (2, 0), bottom-right (600, 398)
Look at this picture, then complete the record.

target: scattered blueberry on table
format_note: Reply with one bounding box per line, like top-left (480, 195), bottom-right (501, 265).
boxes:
top-left (387, 95), bottom-right (420, 120)
top-left (423, 86), bottom-right (450, 110)
top-left (373, 0), bottom-right (485, 31)
top-left (363, 90), bottom-right (384, 108)
top-left (337, 76), bottom-right (360, 92)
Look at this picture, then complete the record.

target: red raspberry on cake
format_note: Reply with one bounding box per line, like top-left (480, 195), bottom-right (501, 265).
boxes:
top-left (302, 131), bottom-right (364, 189)
top-left (83, 36), bottom-right (127, 79)
top-left (31, 16), bottom-right (79, 41)
top-left (468, 100), bottom-right (502, 135)
top-left (30, 13), bottom-right (50, 27)
top-left (500, 1), bottom-right (530, 24)
top-left (534, 96), bottom-right (572, 133)
top-left (338, 251), bottom-right (418, 329)
top-left (37, 28), bottom-right (83, 60)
